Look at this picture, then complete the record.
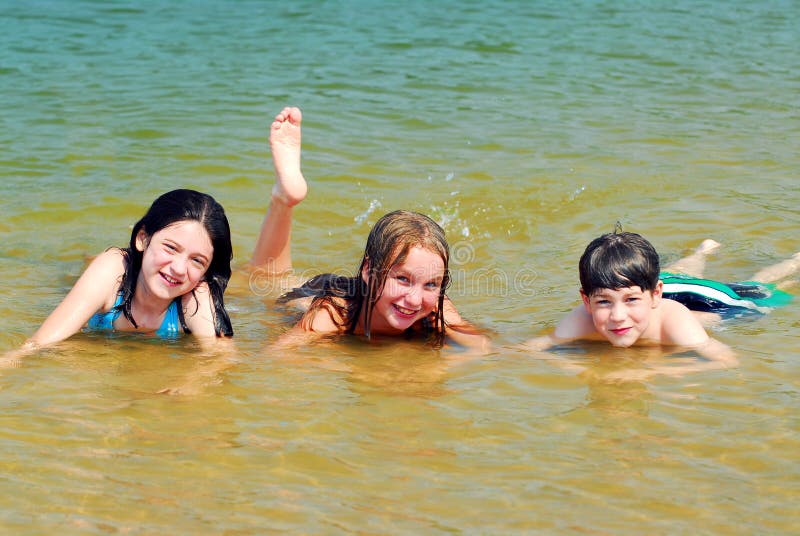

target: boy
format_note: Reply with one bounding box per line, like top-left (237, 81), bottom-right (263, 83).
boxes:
top-left (527, 231), bottom-right (738, 376)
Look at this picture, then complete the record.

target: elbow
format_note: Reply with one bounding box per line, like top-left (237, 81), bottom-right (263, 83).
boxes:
top-left (721, 349), bottom-right (739, 369)
top-left (702, 339), bottom-right (739, 369)
top-left (523, 335), bottom-right (556, 352)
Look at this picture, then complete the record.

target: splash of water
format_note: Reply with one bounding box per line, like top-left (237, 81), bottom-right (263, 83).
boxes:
top-left (354, 199), bottom-right (382, 225)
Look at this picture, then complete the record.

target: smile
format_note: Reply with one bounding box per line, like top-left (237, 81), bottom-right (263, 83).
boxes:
top-left (160, 272), bottom-right (182, 286)
top-left (392, 304), bottom-right (419, 317)
top-left (610, 327), bottom-right (632, 336)
top-left (609, 328), bottom-right (631, 336)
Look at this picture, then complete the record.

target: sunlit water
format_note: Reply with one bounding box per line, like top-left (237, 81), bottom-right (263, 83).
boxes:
top-left (1, 1), bottom-right (798, 533)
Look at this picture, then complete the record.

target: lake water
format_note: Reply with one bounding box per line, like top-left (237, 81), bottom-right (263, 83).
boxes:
top-left (1, 0), bottom-right (798, 533)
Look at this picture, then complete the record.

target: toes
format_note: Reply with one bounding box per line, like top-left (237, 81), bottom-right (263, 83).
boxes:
top-left (698, 239), bottom-right (721, 254)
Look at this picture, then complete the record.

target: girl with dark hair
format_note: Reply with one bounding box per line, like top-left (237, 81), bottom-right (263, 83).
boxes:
top-left (15, 189), bottom-right (233, 354)
top-left (252, 107), bottom-right (487, 350)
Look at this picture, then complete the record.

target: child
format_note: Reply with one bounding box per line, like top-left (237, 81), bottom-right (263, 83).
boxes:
top-left (528, 230), bottom-right (796, 376)
top-left (251, 107), bottom-right (487, 350)
top-left (526, 231), bottom-right (738, 376)
top-left (12, 189), bottom-right (234, 358)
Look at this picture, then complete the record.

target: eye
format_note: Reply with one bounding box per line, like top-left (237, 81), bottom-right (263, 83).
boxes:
top-left (192, 257), bottom-right (207, 268)
top-left (626, 296), bottom-right (640, 303)
top-left (424, 281), bottom-right (441, 290)
top-left (395, 275), bottom-right (410, 284)
top-left (164, 243), bottom-right (178, 252)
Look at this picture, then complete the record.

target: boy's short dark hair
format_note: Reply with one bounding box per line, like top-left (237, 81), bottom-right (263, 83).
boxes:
top-left (579, 231), bottom-right (660, 295)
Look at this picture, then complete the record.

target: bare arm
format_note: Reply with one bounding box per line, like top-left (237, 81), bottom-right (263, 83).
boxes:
top-left (442, 297), bottom-right (491, 353)
top-left (522, 333), bottom-right (563, 352)
top-left (520, 307), bottom-right (595, 374)
top-left (264, 315), bottom-right (353, 374)
top-left (181, 282), bottom-right (222, 340)
top-left (30, 250), bottom-right (124, 348)
top-left (602, 302), bottom-right (735, 381)
top-left (158, 337), bottom-right (238, 395)
top-left (523, 305), bottom-right (598, 351)
top-left (2, 250), bottom-right (123, 366)
top-left (603, 338), bottom-right (738, 381)
top-left (268, 305), bottom-right (343, 351)
top-left (524, 301), bottom-right (737, 380)
top-left (156, 282), bottom-right (238, 395)
top-left (271, 320), bottom-right (331, 348)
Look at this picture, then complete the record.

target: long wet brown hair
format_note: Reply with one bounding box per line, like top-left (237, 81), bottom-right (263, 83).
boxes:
top-left (278, 210), bottom-right (451, 346)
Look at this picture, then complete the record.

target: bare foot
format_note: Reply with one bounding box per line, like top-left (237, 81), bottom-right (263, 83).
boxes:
top-left (696, 239), bottom-right (721, 255)
top-left (664, 239), bottom-right (721, 278)
top-left (269, 107), bottom-right (307, 207)
top-left (751, 251), bottom-right (800, 283)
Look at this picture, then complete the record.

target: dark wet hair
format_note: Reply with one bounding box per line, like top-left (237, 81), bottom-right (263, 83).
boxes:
top-left (279, 210), bottom-right (451, 347)
top-left (579, 231), bottom-right (660, 296)
top-left (117, 189), bottom-right (233, 337)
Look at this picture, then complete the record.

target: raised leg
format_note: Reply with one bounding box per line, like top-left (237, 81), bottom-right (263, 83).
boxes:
top-left (663, 239), bottom-right (721, 278)
top-left (251, 107), bottom-right (308, 273)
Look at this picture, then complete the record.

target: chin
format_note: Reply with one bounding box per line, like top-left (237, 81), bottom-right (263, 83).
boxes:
top-left (388, 317), bottom-right (417, 332)
top-left (152, 281), bottom-right (187, 300)
top-left (606, 336), bottom-right (636, 348)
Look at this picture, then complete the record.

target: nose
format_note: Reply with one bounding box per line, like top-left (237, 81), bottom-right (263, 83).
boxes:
top-left (609, 302), bottom-right (626, 322)
top-left (404, 286), bottom-right (423, 307)
top-left (170, 255), bottom-right (189, 276)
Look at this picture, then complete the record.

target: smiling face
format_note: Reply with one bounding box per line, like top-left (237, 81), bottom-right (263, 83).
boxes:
top-left (581, 282), bottom-right (663, 347)
top-left (136, 220), bottom-right (214, 303)
top-left (365, 246), bottom-right (446, 335)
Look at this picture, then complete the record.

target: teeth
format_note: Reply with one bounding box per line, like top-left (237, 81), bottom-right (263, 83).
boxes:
top-left (162, 273), bottom-right (180, 284)
top-left (395, 305), bottom-right (417, 315)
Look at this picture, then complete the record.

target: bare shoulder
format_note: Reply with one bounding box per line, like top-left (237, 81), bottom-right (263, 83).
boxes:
top-left (79, 248), bottom-right (128, 308)
top-left (660, 298), bottom-right (709, 346)
top-left (88, 248), bottom-right (127, 276)
top-left (441, 295), bottom-right (483, 325)
top-left (440, 296), bottom-right (490, 351)
top-left (553, 304), bottom-right (597, 341)
top-left (300, 297), bottom-right (347, 334)
top-left (441, 296), bottom-right (462, 321)
top-left (305, 306), bottom-right (342, 333)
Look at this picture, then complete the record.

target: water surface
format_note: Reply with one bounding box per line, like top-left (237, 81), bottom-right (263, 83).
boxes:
top-left (1, 1), bottom-right (798, 533)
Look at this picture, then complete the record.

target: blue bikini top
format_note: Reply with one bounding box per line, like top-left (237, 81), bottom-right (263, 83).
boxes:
top-left (86, 294), bottom-right (182, 338)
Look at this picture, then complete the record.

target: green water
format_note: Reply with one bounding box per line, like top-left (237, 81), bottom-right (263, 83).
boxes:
top-left (1, 1), bottom-right (798, 533)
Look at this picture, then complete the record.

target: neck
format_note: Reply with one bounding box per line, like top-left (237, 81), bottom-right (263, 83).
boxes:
top-left (133, 275), bottom-right (174, 316)
top-left (358, 308), bottom-right (404, 337)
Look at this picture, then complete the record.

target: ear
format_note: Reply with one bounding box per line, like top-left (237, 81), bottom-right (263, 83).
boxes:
top-left (580, 289), bottom-right (591, 313)
top-left (135, 229), bottom-right (149, 252)
top-left (651, 280), bottom-right (664, 308)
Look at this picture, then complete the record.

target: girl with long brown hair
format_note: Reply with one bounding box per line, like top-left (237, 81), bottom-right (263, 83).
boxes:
top-left (252, 107), bottom-right (486, 350)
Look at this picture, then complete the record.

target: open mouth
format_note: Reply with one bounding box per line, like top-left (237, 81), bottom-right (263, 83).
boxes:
top-left (160, 272), bottom-right (182, 286)
top-left (392, 304), bottom-right (419, 317)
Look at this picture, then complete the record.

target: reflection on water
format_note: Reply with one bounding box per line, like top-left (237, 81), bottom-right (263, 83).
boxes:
top-left (2, 0), bottom-right (799, 533)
